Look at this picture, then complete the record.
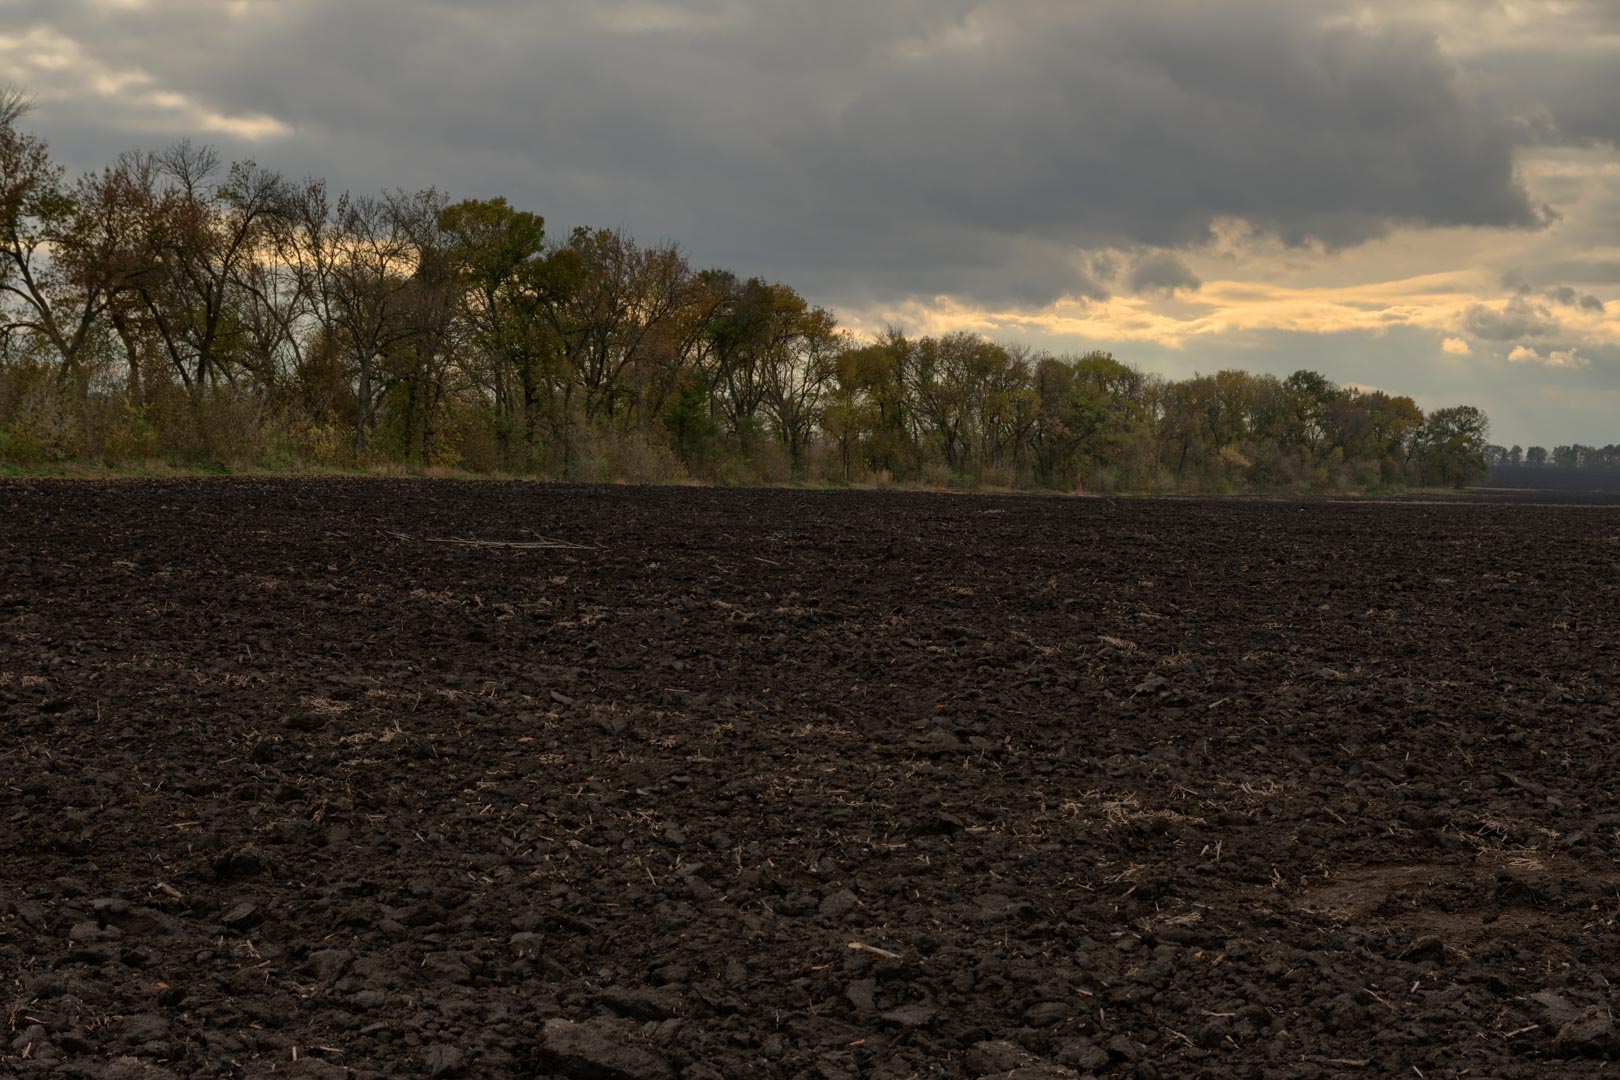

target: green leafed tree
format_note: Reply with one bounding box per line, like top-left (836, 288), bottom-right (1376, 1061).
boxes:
top-left (1415, 405), bottom-right (1489, 487)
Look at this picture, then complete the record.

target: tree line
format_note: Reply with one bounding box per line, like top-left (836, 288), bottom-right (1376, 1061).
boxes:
top-left (1486, 444), bottom-right (1620, 470)
top-left (0, 90), bottom-right (1489, 490)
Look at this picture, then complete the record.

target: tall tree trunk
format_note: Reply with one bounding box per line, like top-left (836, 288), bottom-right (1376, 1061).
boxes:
top-left (520, 362), bottom-right (540, 468)
top-left (355, 355), bottom-right (371, 456)
top-left (112, 311), bottom-right (143, 407)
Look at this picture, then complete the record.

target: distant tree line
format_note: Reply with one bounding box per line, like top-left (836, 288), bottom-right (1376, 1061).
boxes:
top-left (0, 91), bottom-right (1489, 490)
top-left (1486, 444), bottom-right (1620, 470)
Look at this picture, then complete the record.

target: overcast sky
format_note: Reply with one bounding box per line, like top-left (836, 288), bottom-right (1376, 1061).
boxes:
top-left (4, 0), bottom-right (1618, 446)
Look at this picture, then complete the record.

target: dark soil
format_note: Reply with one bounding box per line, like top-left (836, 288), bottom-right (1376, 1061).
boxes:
top-left (3, 479), bottom-right (1619, 1079)
top-left (1487, 464), bottom-right (1620, 496)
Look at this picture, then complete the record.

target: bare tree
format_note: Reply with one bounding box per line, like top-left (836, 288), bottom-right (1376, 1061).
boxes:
top-left (760, 303), bottom-right (840, 474)
top-left (129, 142), bottom-right (288, 392)
top-left (0, 98), bottom-right (147, 383)
top-left (559, 228), bottom-right (693, 424)
top-left (325, 190), bottom-right (439, 454)
top-left (0, 84), bottom-right (32, 130)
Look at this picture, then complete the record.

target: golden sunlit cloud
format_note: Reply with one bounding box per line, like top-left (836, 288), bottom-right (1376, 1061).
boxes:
top-left (1510, 345), bottom-right (1589, 368)
top-left (839, 142), bottom-right (1620, 357)
top-left (833, 137), bottom-right (1620, 373)
top-left (843, 269), bottom-right (1494, 350)
top-left (0, 25), bottom-right (291, 141)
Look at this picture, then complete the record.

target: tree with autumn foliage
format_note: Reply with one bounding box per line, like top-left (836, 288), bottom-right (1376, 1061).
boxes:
top-left (0, 94), bottom-right (1495, 491)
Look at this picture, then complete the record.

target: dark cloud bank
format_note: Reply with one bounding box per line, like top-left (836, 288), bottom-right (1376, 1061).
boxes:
top-left (10, 0), bottom-right (1562, 307)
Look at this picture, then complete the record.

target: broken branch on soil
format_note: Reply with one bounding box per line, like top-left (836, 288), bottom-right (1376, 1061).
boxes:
top-left (1361, 987), bottom-right (1398, 1013)
top-left (847, 941), bottom-right (902, 960)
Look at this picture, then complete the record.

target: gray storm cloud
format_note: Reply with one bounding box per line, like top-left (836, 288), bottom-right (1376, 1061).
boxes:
top-left (1462, 296), bottom-right (1560, 342)
top-left (0, 0), bottom-right (1572, 306)
top-left (1465, 1), bottom-right (1620, 149)
top-left (1545, 285), bottom-right (1606, 312)
top-left (1127, 252), bottom-right (1202, 297)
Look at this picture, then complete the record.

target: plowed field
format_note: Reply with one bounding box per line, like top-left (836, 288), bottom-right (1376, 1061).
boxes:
top-left (3, 479), bottom-right (1618, 1079)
